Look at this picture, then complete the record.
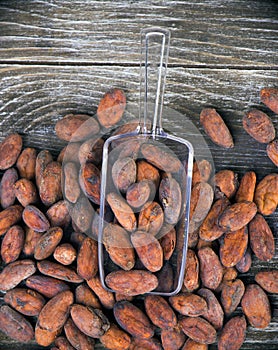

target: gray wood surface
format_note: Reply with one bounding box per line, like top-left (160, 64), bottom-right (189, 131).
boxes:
top-left (0, 0), bottom-right (277, 67)
top-left (0, 0), bottom-right (277, 349)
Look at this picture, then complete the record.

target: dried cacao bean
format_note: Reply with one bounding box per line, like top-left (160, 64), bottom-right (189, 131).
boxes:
top-left (113, 300), bottom-right (154, 339)
top-left (141, 142), bottom-right (182, 173)
top-left (169, 293), bottom-right (207, 317)
top-left (4, 288), bottom-right (45, 316)
top-left (200, 108), bottom-right (234, 148)
top-left (63, 162), bottom-right (80, 203)
top-left (22, 205), bottom-right (50, 232)
top-left (0, 259), bottom-right (36, 291)
top-left (179, 316), bottom-right (217, 344)
top-left (105, 270), bottom-right (158, 296)
top-left (249, 214), bottom-right (275, 261)
top-left (260, 87), bottom-right (278, 113)
top-left (221, 279), bottom-right (245, 315)
top-left (26, 275), bottom-right (70, 298)
top-left (70, 304), bottom-right (110, 338)
top-left (54, 243), bottom-right (77, 266)
top-left (255, 270), bottom-right (278, 294)
top-left (79, 161), bottom-right (101, 205)
top-left (218, 201), bottom-right (257, 232)
top-left (198, 247), bottom-right (223, 290)
top-left (159, 174), bottom-right (182, 225)
top-left (241, 284), bottom-right (271, 329)
top-left (219, 226), bottom-right (248, 267)
top-left (0, 305), bottom-right (34, 342)
top-left (75, 283), bottom-right (101, 309)
top-left (131, 231), bottom-right (163, 272)
top-left (145, 295), bottom-right (177, 329)
top-left (218, 316), bottom-right (246, 350)
top-left (36, 290), bottom-right (74, 336)
top-left (97, 88), bottom-right (126, 128)
top-left (0, 204), bottom-right (23, 235)
top-left (77, 236), bottom-right (98, 280)
top-left (0, 133), bottom-right (23, 170)
top-left (34, 227), bottom-right (63, 260)
top-left (243, 109), bottom-right (275, 143)
top-left (100, 323), bottom-right (131, 350)
top-left (254, 173), bottom-right (278, 215)
top-left (138, 201), bottom-right (164, 235)
top-left (1, 224), bottom-right (24, 263)
top-left (0, 167), bottom-right (18, 208)
top-left (16, 147), bottom-right (37, 180)
top-left (103, 223), bottom-right (135, 271)
top-left (112, 157), bottom-right (136, 193)
top-left (37, 260), bottom-right (84, 283)
top-left (267, 139), bottom-right (278, 166)
top-left (106, 192), bottom-right (136, 232)
top-left (197, 288), bottom-right (224, 330)
top-left (55, 114), bottom-right (100, 142)
top-left (14, 178), bottom-right (38, 207)
top-left (64, 317), bottom-right (95, 350)
top-left (87, 275), bottom-right (115, 309)
top-left (161, 328), bottom-right (186, 350)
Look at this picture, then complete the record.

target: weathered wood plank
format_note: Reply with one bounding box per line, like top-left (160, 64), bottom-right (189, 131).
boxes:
top-left (0, 64), bottom-right (277, 173)
top-left (0, 65), bottom-right (277, 349)
top-left (0, 0), bottom-right (277, 67)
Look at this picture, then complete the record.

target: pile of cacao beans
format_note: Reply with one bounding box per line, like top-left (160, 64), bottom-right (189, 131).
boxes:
top-left (0, 87), bottom-right (277, 350)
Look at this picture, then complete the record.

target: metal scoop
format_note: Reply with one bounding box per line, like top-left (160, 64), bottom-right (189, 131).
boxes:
top-left (98, 27), bottom-right (194, 296)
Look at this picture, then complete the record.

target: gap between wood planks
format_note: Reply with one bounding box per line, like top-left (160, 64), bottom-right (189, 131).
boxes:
top-left (0, 60), bottom-right (278, 70)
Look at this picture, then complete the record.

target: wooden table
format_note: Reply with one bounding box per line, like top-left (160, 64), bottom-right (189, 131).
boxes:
top-left (0, 1), bottom-right (277, 349)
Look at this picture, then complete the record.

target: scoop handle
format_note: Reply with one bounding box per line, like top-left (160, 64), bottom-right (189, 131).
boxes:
top-left (139, 27), bottom-right (170, 135)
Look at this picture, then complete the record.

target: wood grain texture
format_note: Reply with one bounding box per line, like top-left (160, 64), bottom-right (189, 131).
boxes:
top-left (0, 0), bottom-right (277, 67)
top-left (0, 0), bottom-right (277, 348)
top-left (0, 64), bottom-right (277, 175)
